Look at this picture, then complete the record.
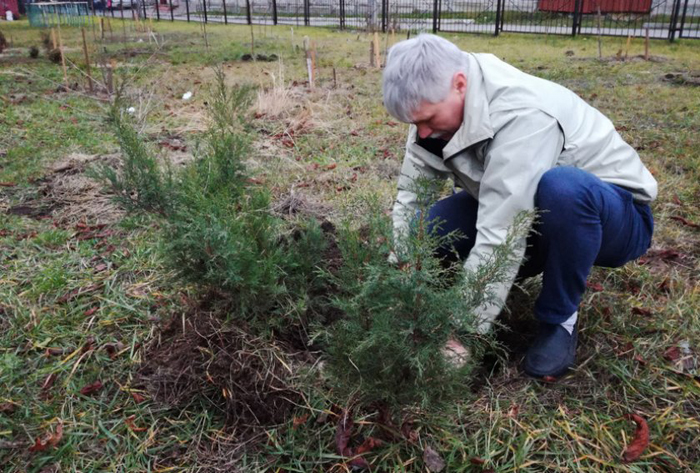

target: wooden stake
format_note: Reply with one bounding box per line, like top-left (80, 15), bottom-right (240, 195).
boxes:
top-left (333, 67), bottom-right (337, 89)
top-left (596, 7), bottom-right (602, 60)
top-left (51, 28), bottom-right (57, 49)
top-left (369, 39), bottom-right (376, 68)
top-left (105, 59), bottom-right (114, 95)
top-left (624, 33), bottom-right (632, 60)
top-left (56, 25), bottom-right (69, 89)
top-left (100, 18), bottom-right (105, 40)
top-left (644, 28), bottom-right (650, 60)
top-left (309, 41), bottom-right (316, 88)
top-left (81, 28), bottom-right (94, 93)
top-left (383, 31), bottom-right (390, 64)
top-left (373, 32), bottom-right (381, 68)
top-left (249, 22), bottom-right (255, 58)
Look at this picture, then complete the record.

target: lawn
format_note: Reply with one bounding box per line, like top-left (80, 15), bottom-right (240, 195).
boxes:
top-left (1, 18), bottom-right (699, 472)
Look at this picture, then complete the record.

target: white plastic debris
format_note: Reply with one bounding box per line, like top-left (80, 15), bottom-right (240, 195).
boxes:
top-left (127, 107), bottom-right (136, 114)
top-left (182, 91), bottom-right (193, 100)
top-left (6, 10), bottom-right (14, 21)
top-left (679, 340), bottom-right (691, 355)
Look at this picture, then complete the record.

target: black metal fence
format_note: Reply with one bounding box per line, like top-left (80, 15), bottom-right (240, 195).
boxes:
top-left (90, 0), bottom-right (699, 40)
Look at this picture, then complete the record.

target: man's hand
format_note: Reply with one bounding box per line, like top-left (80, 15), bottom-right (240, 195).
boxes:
top-left (442, 336), bottom-right (470, 368)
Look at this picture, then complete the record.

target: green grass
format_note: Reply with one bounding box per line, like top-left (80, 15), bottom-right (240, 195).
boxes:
top-left (1, 19), bottom-right (699, 472)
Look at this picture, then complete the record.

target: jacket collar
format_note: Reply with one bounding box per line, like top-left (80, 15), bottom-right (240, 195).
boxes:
top-left (442, 53), bottom-right (494, 160)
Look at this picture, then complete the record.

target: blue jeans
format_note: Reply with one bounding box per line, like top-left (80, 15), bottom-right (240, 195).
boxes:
top-left (426, 167), bottom-right (654, 324)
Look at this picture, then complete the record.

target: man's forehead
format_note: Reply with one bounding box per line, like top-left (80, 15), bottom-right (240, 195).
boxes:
top-left (411, 101), bottom-right (440, 122)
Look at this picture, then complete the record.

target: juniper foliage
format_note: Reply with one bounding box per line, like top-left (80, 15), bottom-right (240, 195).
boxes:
top-left (324, 182), bottom-right (529, 411)
top-left (160, 72), bottom-right (326, 332)
top-left (90, 104), bottom-right (176, 215)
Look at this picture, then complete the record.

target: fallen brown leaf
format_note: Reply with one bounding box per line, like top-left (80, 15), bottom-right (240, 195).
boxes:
top-left (669, 215), bottom-right (700, 229)
top-left (0, 402), bottom-right (17, 414)
top-left (125, 415), bottom-right (148, 432)
top-left (507, 404), bottom-right (520, 418)
top-left (28, 420), bottom-right (63, 452)
top-left (586, 281), bottom-right (604, 292)
top-left (79, 380), bottom-right (103, 396)
top-left (45, 348), bottom-right (65, 357)
top-left (470, 457), bottom-right (486, 465)
top-left (292, 413), bottom-right (309, 430)
top-left (622, 413), bottom-right (650, 463)
top-left (131, 392), bottom-right (146, 403)
top-left (84, 307), bottom-right (98, 317)
top-left (631, 307), bottom-right (653, 316)
top-left (401, 419), bottom-right (419, 443)
top-left (355, 437), bottom-right (381, 455)
top-left (335, 411), bottom-right (353, 457)
top-left (103, 342), bottom-right (125, 360)
top-left (664, 346), bottom-right (681, 362)
top-left (41, 373), bottom-right (57, 391)
top-left (335, 410), bottom-right (370, 469)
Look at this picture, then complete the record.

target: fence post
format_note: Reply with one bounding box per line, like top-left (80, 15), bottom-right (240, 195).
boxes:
top-left (304, 0), bottom-right (310, 26)
top-left (432, 0), bottom-right (438, 33)
top-left (185, 0), bottom-right (190, 21)
top-left (155, 0), bottom-right (160, 20)
top-left (245, 0), bottom-right (251, 24)
top-left (678, 0), bottom-right (690, 38)
top-left (494, 0), bottom-right (502, 36)
top-left (339, 0), bottom-right (345, 29)
top-left (222, 0), bottom-right (227, 24)
top-left (142, 0), bottom-right (148, 19)
top-left (381, 0), bottom-right (386, 32)
top-left (168, 0), bottom-right (174, 20)
top-left (571, 0), bottom-right (580, 36)
top-left (272, 0), bottom-right (278, 25)
top-left (202, 0), bottom-right (208, 23)
top-left (668, 0), bottom-right (682, 41)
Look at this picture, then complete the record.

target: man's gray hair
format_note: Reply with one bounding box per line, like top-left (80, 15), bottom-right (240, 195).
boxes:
top-left (383, 34), bottom-right (468, 123)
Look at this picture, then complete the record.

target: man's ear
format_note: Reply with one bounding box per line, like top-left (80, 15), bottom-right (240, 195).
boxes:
top-left (453, 72), bottom-right (468, 96)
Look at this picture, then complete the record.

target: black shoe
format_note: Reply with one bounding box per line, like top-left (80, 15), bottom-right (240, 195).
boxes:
top-left (523, 323), bottom-right (577, 379)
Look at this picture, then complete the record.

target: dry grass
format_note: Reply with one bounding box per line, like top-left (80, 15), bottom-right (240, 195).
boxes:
top-left (1, 19), bottom-right (698, 473)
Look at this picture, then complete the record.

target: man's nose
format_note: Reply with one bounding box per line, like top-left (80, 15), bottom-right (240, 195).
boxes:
top-left (417, 124), bottom-right (432, 139)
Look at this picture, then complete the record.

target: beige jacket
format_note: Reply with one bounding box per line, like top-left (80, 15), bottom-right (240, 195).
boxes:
top-left (392, 53), bottom-right (657, 333)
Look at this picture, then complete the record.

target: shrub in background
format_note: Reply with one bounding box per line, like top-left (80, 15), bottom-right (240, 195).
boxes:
top-left (165, 75), bottom-right (328, 333)
top-left (90, 104), bottom-right (176, 214)
top-left (47, 48), bottom-right (62, 64)
top-left (100, 69), bottom-right (328, 335)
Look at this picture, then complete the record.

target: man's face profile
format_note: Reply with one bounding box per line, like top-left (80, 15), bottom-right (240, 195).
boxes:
top-left (410, 72), bottom-right (467, 141)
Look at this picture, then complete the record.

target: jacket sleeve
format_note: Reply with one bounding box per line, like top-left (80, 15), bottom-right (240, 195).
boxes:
top-left (465, 109), bottom-right (564, 333)
top-left (392, 127), bottom-right (450, 257)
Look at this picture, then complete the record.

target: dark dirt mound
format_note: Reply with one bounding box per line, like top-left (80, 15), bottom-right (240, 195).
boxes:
top-left (139, 309), bottom-right (304, 428)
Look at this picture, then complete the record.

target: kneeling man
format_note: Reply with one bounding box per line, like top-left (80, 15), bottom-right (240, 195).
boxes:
top-left (383, 34), bottom-right (656, 378)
